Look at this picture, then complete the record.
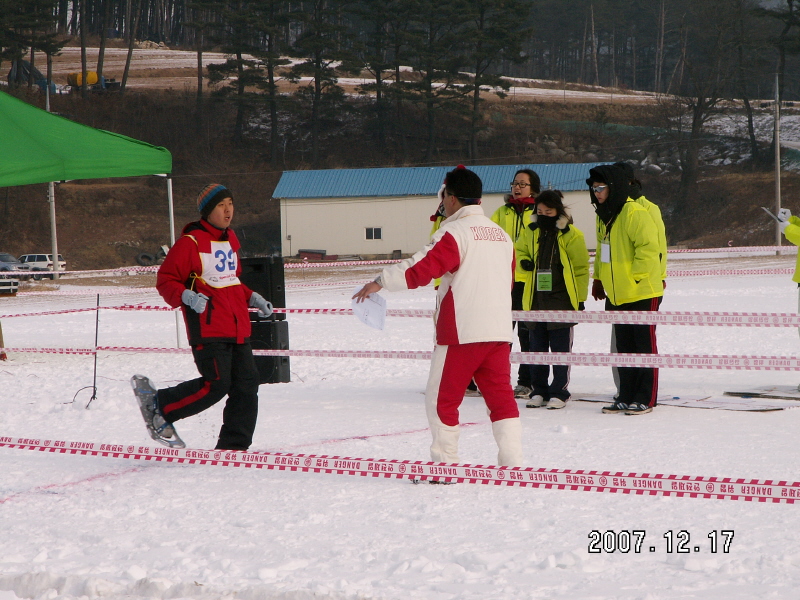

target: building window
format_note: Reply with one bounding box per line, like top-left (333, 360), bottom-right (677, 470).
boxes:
top-left (366, 227), bottom-right (382, 240)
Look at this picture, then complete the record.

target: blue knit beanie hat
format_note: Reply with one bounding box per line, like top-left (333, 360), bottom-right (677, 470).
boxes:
top-left (196, 184), bottom-right (232, 218)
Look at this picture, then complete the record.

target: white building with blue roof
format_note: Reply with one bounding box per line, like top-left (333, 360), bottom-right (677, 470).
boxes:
top-left (272, 163), bottom-right (603, 258)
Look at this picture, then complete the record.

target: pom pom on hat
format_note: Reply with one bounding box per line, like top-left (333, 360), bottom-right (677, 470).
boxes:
top-left (196, 183), bottom-right (232, 217)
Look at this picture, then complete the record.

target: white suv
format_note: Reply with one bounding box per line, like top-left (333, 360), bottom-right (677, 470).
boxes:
top-left (18, 253), bottom-right (67, 279)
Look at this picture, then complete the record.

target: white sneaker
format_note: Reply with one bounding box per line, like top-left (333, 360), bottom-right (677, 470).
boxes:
top-left (547, 398), bottom-right (567, 410)
top-left (514, 385), bottom-right (533, 398)
top-left (526, 394), bottom-right (545, 408)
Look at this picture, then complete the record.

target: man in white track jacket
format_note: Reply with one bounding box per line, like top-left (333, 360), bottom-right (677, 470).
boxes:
top-left (353, 166), bottom-right (523, 467)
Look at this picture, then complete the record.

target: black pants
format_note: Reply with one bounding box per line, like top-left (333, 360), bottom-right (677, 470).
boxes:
top-left (512, 281), bottom-right (531, 387)
top-left (157, 342), bottom-right (259, 450)
top-left (606, 297), bottom-right (660, 407)
top-left (528, 323), bottom-right (574, 400)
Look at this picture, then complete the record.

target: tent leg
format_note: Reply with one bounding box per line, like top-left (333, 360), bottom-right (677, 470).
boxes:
top-left (167, 176), bottom-right (176, 247)
top-left (48, 182), bottom-right (60, 281)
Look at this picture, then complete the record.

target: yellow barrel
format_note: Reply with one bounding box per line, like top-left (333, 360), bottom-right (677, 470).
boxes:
top-left (67, 71), bottom-right (99, 86)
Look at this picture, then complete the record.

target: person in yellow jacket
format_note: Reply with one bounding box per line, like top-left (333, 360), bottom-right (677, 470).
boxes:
top-left (613, 162), bottom-right (668, 283)
top-left (515, 190), bottom-right (589, 409)
top-left (491, 168), bottom-right (541, 398)
top-left (601, 162), bottom-right (668, 398)
top-left (776, 208), bottom-right (800, 358)
top-left (588, 164), bottom-right (663, 415)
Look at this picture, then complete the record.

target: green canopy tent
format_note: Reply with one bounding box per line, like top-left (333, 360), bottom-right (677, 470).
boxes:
top-left (0, 90), bottom-right (174, 274)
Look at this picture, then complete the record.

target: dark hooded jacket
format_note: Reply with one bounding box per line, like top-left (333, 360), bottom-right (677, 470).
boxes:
top-left (587, 165), bottom-right (631, 226)
top-left (587, 165), bottom-right (662, 305)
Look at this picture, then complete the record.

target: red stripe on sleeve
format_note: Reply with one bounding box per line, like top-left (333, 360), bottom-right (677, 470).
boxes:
top-left (404, 231), bottom-right (461, 289)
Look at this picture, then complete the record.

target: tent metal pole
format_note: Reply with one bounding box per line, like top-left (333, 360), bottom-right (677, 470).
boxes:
top-left (48, 181), bottom-right (60, 280)
top-left (167, 176), bottom-right (176, 246)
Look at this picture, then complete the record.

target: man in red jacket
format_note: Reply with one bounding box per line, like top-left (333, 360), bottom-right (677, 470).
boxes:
top-left (132, 183), bottom-right (273, 450)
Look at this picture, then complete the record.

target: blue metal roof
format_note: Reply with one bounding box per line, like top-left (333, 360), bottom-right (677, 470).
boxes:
top-left (273, 163), bottom-right (604, 199)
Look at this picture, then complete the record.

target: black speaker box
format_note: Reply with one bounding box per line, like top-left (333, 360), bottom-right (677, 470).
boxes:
top-left (249, 319), bottom-right (290, 384)
top-left (240, 257), bottom-right (286, 320)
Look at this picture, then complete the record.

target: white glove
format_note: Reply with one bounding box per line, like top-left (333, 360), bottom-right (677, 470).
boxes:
top-left (437, 183), bottom-right (446, 204)
top-left (182, 289), bottom-right (209, 313)
top-left (778, 208), bottom-right (792, 222)
top-left (780, 220), bottom-right (790, 233)
top-left (249, 292), bottom-right (273, 318)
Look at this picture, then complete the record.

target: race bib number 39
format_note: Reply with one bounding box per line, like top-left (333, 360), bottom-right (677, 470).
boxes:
top-left (200, 241), bottom-right (241, 288)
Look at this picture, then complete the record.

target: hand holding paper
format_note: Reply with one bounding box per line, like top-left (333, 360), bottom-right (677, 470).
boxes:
top-left (351, 285), bottom-right (387, 330)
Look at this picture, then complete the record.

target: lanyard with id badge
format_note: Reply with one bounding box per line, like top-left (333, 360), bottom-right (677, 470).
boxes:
top-left (536, 269), bottom-right (552, 291)
top-left (536, 235), bottom-right (558, 292)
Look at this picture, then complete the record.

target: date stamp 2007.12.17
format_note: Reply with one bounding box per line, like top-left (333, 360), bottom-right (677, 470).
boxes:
top-left (588, 530), bottom-right (734, 554)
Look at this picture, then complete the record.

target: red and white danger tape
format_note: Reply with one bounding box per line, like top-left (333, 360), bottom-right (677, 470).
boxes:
top-left (273, 308), bottom-right (800, 327)
top-left (286, 280), bottom-right (371, 288)
top-left (3, 306), bottom-right (800, 326)
top-left (667, 245), bottom-right (797, 254)
top-left (284, 259), bottom-right (402, 269)
top-left (0, 436), bottom-right (795, 503)
top-left (11, 245), bottom-right (795, 280)
top-left (3, 345), bottom-right (800, 370)
top-left (667, 268), bottom-right (794, 277)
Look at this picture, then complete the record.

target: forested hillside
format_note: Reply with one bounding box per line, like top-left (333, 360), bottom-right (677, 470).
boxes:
top-left (3, 1), bottom-right (800, 268)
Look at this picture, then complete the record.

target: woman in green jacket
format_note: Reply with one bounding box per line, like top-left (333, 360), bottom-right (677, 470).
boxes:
top-left (515, 190), bottom-right (589, 409)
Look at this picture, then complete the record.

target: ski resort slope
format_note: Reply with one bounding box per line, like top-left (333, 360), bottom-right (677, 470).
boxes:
top-left (2, 254), bottom-right (800, 600)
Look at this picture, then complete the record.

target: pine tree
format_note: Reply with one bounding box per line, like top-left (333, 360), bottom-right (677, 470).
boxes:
top-left (287, 0), bottom-right (354, 167)
top-left (462, 0), bottom-right (532, 160)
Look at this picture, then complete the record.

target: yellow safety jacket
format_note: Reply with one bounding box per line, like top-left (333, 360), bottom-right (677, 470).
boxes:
top-left (635, 195), bottom-right (668, 281)
top-left (516, 222), bottom-right (590, 312)
top-left (784, 216), bottom-right (800, 283)
top-left (491, 202), bottom-right (536, 282)
top-left (594, 199), bottom-right (663, 305)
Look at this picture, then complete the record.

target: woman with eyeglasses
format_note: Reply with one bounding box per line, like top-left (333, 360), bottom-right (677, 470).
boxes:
top-left (587, 165), bottom-right (663, 415)
top-left (515, 190), bottom-right (589, 409)
top-left (490, 168), bottom-right (541, 399)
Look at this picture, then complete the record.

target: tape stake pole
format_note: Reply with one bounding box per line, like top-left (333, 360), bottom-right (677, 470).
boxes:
top-left (85, 294), bottom-right (100, 409)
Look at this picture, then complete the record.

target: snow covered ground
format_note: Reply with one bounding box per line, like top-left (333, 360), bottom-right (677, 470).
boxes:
top-left (2, 253), bottom-right (800, 600)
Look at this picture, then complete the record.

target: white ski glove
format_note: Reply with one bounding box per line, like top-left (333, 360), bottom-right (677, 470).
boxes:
top-left (182, 289), bottom-right (209, 313)
top-left (778, 208), bottom-right (792, 222)
top-left (249, 292), bottom-right (273, 318)
top-left (780, 219), bottom-right (790, 233)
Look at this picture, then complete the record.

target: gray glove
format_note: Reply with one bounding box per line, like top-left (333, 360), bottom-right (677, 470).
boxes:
top-left (778, 208), bottom-right (792, 222)
top-left (181, 289), bottom-right (209, 313)
top-left (249, 292), bottom-right (273, 318)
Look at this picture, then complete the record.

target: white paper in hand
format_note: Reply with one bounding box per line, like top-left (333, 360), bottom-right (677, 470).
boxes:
top-left (351, 287), bottom-right (387, 330)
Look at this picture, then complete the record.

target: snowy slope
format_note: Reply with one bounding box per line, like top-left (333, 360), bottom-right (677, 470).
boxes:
top-left (2, 255), bottom-right (800, 600)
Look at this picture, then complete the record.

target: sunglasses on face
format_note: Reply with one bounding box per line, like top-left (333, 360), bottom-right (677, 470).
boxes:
top-left (510, 181), bottom-right (530, 188)
top-left (591, 185), bottom-right (608, 193)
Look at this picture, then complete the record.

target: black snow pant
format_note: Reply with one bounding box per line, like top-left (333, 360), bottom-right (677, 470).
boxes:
top-left (157, 342), bottom-right (260, 450)
top-left (528, 323), bottom-right (574, 401)
top-left (606, 297), bottom-right (660, 408)
top-left (512, 281), bottom-right (531, 387)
